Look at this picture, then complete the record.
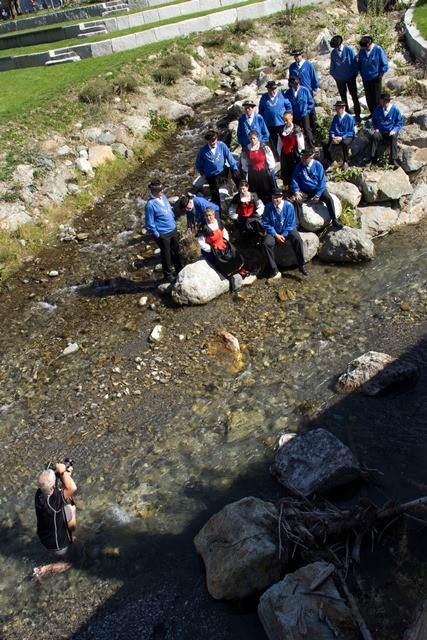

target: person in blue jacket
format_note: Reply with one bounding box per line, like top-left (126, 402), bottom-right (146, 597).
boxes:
top-left (289, 48), bottom-right (319, 133)
top-left (258, 80), bottom-right (293, 157)
top-left (322, 100), bottom-right (355, 169)
top-left (358, 35), bottom-right (389, 116)
top-left (195, 130), bottom-right (240, 214)
top-left (144, 180), bottom-right (182, 283)
top-left (284, 76), bottom-right (315, 149)
top-left (371, 93), bottom-right (403, 168)
top-left (236, 100), bottom-right (269, 149)
top-left (291, 148), bottom-right (343, 229)
top-left (262, 188), bottom-right (308, 279)
top-left (179, 195), bottom-right (220, 230)
top-left (329, 35), bottom-right (361, 124)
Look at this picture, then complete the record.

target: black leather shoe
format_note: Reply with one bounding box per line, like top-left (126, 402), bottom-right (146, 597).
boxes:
top-left (332, 220), bottom-right (343, 230)
top-left (299, 266), bottom-right (309, 276)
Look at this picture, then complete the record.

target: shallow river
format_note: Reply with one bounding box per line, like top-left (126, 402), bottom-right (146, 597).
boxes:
top-left (0, 99), bottom-right (426, 640)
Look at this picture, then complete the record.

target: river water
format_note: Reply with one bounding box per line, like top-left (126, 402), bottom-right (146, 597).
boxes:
top-left (0, 98), bottom-right (426, 640)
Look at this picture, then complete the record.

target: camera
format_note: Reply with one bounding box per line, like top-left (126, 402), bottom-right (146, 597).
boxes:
top-left (46, 457), bottom-right (75, 475)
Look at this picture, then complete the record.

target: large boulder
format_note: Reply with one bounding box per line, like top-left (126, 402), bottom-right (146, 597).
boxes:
top-left (272, 428), bottom-right (361, 496)
top-left (172, 258), bottom-right (230, 305)
top-left (275, 231), bottom-right (319, 266)
top-left (337, 351), bottom-right (418, 396)
top-left (194, 497), bottom-right (283, 600)
top-left (398, 124), bottom-right (427, 149)
top-left (398, 180), bottom-right (427, 226)
top-left (356, 204), bottom-right (400, 238)
top-left (259, 561), bottom-right (359, 640)
top-left (171, 77), bottom-right (213, 106)
top-left (399, 145), bottom-right (427, 173)
top-left (318, 227), bottom-right (375, 262)
top-left (411, 109), bottom-right (427, 130)
top-left (327, 181), bottom-right (362, 208)
top-left (299, 194), bottom-right (342, 232)
top-left (88, 145), bottom-right (115, 168)
top-left (357, 167), bottom-right (413, 203)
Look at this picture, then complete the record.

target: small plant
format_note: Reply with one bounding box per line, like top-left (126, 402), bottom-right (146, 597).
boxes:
top-left (277, 2), bottom-right (300, 26)
top-left (249, 54), bottom-right (263, 70)
top-left (339, 202), bottom-right (360, 227)
top-left (401, 76), bottom-right (415, 95)
top-left (79, 77), bottom-right (114, 104)
top-left (225, 40), bottom-right (245, 55)
top-left (230, 19), bottom-right (253, 36)
top-left (333, 166), bottom-right (363, 182)
top-left (152, 52), bottom-right (192, 85)
top-left (203, 30), bottom-right (228, 48)
top-left (357, 15), bottom-right (395, 54)
top-left (145, 111), bottom-right (173, 140)
top-left (113, 71), bottom-right (141, 96)
top-left (314, 114), bottom-right (330, 147)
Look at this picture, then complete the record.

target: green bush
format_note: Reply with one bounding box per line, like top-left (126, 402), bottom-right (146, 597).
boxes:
top-left (152, 66), bottom-right (183, 85)
top-left (357, 16), bottom-right (395, 54)
top-left (225, 41), bottom-right (245, 55)
top-left (203, 30), bottom-right (228, 48)
top-left (152, 52), bottom-right (193, 85)
top-left (79, 77), bottom-right (114, 103)
top-left (113, 71), bottom-right (141, 95)
top-left (230, 19), bottom-right (253, 35)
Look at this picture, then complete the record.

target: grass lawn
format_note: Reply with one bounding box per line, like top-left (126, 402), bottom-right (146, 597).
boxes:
top-left (413, 0), bottom-right (427, 39)
top-left (0, 0), bottom-right (263, 57)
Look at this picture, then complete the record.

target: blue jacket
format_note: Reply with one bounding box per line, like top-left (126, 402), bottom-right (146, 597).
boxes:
top-left (292, 160), bottom-right (326, 198)
top-left (258, 91), bottom-right (293, 127)
top-left (195, 140), bottom-right (238, 177)
top-left (263, 200), bottom-right (297, 237)
top-left (358, 45), bottom-right (389, 81)
top-left (329, 112), bottom-right (355, 139)
top-left (186, 196), bottom-right (219, 228)
top-left (330, 45), bottom-right (358, 81)
top-left (284, 86), bottom-right (315, 122)
top-left (289, 60), bottom-right (319, 93)
top-left (372, 103), bottom-right (403, 135)
top-left (145, 194), bottom-right (177, 239)
top-left (237, 112), bottom-right (270, 147)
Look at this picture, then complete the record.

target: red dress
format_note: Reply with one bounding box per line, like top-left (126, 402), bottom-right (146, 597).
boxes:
top-left (246, 144), bottom-right (276, 204)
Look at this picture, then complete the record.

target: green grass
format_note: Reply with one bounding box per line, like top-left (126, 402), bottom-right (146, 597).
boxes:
top-left (413, 0), bottom-right (427, 39)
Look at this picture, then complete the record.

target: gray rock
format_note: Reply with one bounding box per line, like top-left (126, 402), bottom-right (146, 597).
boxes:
top-left (259, 561), bottom-right (359, 640)
top-left (194, 497), bottom-right (282, 600)
top-left (411, 109), bottom-right (427, 130)
top-left (97, 132), bottom-right (117, 145)
top-left (356, 203), bottom-right (400, 237)
top-left (318, 227), bottom-right (375, 262)
top-left (88, 145), bottom-right (115, 168)
top-left (399, 145), bottom-right (427, 172)
top-left (156, 98), bottom-right (194, 122)
top-left (171, 258), bottom-right (230, 305)
top-left (398, 180), bottom-right (427, 226)
top-left (398, 124), bottom-right (427, 148)
top-left (272, 428), bottom-right (361, 496)
top-left (14, 164), bottom-right (35, 188)
top-left (337, 351), bottom-right (418, 396)
top-left (57, 145), bottom-right (74, 157)
top-left (299, 193), bottom-right (342, 232)
top-left (121, 114), bottom-right (151, 135)
top-left (111, 142), bottom-right (131, 158)
top-left (0, 202), bottom-right (32, 231)
top-left (275, 231), bottom-right (319, 267)
top-left (235, 54), bottom-right (252, 72)
top-left (327, 181), bottom-right (362, 208)
top-left (357, 167), bottom-right (412, 203)
top-left (385, 75), bottom-right (410, 93)
top-left (81, 126), bottom-right (103, 141)
top-left (76, 157), bottom-right (94, 175)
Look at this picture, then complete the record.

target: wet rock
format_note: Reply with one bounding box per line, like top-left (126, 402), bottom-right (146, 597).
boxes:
top-left (318, 227), bottom-right (375, 262)
top-left (149, 325), bottom-right (163, 342)
top-left (298, 194), bottom-right (342, 231)
top-left (62, 342), bottom-right (79, 356)
top-left (226, 409), bottom-right (265, 443)
top-left (275, 232), bottom-right (319, 267)
top-left (48, 270), bottom-right (59, 277)
top-left (337, 351), bottom-right (418, 396)
top-left (356, 203), bottom-right (400, 238)
top-left (357, 168), bottom-right (413, 203)
top-left (172, 258), bottom-right (230, 306)
top-left (194, 496), bottom-right (282, 600)
top-left (258, 561), bottom-right (359, 640)
top-left (138, 296), bottom-right (148, 307)
top-left (327, 181), bottom-right (361, 208)
top-left (88, 145), bottom-right (115, 168)
top-left (272, 428), bottom-right (361, 496)
top-left (218, 331), bottom-right (239, 352)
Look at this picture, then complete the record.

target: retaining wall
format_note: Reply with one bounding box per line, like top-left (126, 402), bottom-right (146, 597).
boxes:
top-left (404, 2), bottom-right (427, 61)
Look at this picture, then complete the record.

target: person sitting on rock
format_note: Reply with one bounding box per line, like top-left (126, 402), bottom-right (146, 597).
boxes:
top-left (370, 93), bottom-right (403, 169)
top-left (329, 35), bottom-right (361, 125)
top-left (284, 76), bottom-right (315, 149)
top-left (179, 195), bottom-right (220, 230)
top-left (358, 35), bottom-right (389, 117)
top-left (197, 207), bottom-right (249, 293)
top-left (276, 111), bottom-right (305, 192)
top-left (291, 148), bottom-right (343, 229)
top-left (236, 100), bottom-right (270, 149)
top-left (228, 180), bottom-right (266, 246)
top-left (322, 100), bottom-right (355, 170)
top-left (262, 188), bottom-right (308, 280)
top-left (288, 48), bottom-right (319, 134)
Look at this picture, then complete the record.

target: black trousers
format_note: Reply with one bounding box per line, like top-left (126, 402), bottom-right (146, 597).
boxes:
top-left (294, 189), bottom-right (337, 222)
top-left (206, 170), bottom-right (240, 213)
top-left (371, 130), bottom-right (398, 161)
top-left (267, 125), bottom-right (282, 159)
top-left (156, 229), bottom-right (182, 279)
top-left (262, 229), bottom-right (305, 272)
top-left (335, 76), bottom-right (361, 120)
top-left (363, 76), bottom-right (383, 116)
top-left (295, 114), bottom-right (314, 149)
top-left (322, 136), bottom-right (353, 163)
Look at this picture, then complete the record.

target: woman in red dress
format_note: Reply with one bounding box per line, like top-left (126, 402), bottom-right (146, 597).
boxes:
top-left (277, 111), bottom-right (304, 192)
top-left (241, 130), bottom-right (277, 204)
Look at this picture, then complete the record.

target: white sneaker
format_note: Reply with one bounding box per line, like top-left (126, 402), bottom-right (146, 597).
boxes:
top-left (242, 274), bottom-right (257, 286)
top-left (267, 271), bottom-right (281, 282)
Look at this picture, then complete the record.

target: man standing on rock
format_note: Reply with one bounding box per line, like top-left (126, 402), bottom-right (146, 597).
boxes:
top-left (284, 77), bottom-right (315, 150)
top-left (288, 48), bottom-right (319, 134)
top-left (329, 35), bottom-right (361, 125)
top-left (262, 188), bottom-right (308, 280)
top-left (370, 93), bottom-right (403, 169)
top-left (358, 36), bottom-right (389, 117)
top-left (195, 130), bottom-right (240, 215)
top-left (258, 80), bottom-right (293, 157)
top-left (145, 180), bottom-right (182, 284)
top-left (236, 100), bottom-right (270, 149)
top-left (291, 149), bottom-right (343, 229)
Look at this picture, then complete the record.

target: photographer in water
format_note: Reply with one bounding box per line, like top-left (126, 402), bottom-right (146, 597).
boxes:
top-left (33, 459), bottom-right (80, 579)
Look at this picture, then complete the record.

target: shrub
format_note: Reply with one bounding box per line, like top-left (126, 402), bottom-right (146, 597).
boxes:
top-left (113, 71), bottom-right (141, 96)
top-left (79, 78), bottom-right (114, 104)
top-left (152, 66), bottom-right (183, 85)
top-left (230, 19), bottom-right (253, 36)
top-left (203, 30), bottom-right (228, 48)
top-left (152, 52), bottom-right (193, 85)
top-left (225, 41), bottom-right (245, 55)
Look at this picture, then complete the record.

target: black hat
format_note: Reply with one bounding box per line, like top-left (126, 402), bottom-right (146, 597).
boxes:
top-left (148, 179), bottom-right (164, 191)
top-left (179, 195), bottom-right (191, 209)
top-left (271, 188), bottom-right (284, 196)
top-left (205, 130), bottom-right (218, 141)
top-left (330, 35), bottom-right (343, 48)
top-left (380, 92), bottom-right (391, 101)
top-left (359, 35), bottom-right (373, 48)
top-left (291, 48), bottom-right (304, 56)
top-left (242, 100), bottom-right (256, 107)
top-left (288, 75), bottom-right (300, 85)
top-left (334, 100), bottom-right (346, 108)
top-left (266, 80), bottom-right (278, 89)
top-left (301, 148), bottom-right (315, 158)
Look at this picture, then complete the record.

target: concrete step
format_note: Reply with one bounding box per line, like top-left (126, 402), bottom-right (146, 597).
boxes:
top-left (101, 7), bottom-right (129, 16)
top-left (45, 48), bottom-right (81, 65)
top-left (78, 26), bottom-right (108, 38)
